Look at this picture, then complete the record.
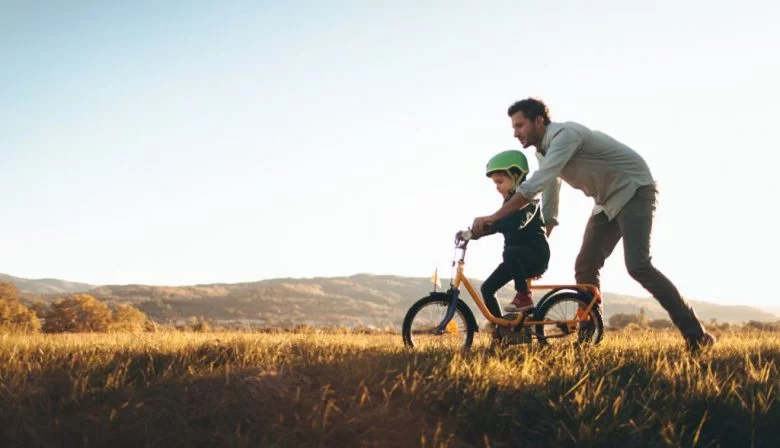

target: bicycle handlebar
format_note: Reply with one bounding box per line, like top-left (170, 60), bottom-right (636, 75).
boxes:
top-left (454, 229), bottom-right (472, 249)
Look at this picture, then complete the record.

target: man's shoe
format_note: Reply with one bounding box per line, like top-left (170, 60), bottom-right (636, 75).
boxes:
top-left (686, 331), bottom-right (716, 353)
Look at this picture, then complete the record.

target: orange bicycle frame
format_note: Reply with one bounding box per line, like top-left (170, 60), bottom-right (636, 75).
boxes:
top-left (452, 259), bottom-right (602, 329)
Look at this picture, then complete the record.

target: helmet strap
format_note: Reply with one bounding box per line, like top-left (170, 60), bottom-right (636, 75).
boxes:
top-left (510, 172), bottom-right (527, 190)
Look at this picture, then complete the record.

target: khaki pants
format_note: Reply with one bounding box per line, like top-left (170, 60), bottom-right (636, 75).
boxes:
top-left (574, 185), bottom-right (706, 339)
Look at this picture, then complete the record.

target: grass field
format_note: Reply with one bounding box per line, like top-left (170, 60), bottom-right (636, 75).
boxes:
top-left (0, 329), bottom-right (777, 447)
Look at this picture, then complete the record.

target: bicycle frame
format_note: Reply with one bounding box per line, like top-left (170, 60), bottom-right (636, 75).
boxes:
top-left (435, 239), bottom-right (602, 334)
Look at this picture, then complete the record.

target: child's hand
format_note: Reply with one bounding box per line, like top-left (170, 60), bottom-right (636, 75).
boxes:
top-left (472, 216), bottom-right (494, 235)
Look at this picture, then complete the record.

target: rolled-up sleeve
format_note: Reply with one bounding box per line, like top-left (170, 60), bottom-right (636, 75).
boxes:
top-left (541, 177), bottom-right (561, 226)
top-left (516, 126), bottom-right (583, 200)
top-left (533, 151), bottom-right (561, 226)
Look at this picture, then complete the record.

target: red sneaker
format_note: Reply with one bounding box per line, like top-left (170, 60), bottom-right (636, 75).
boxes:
top-left (505, 291), bottom-right (534, 312)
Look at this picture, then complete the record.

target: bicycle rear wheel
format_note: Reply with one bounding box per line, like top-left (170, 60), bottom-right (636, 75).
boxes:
top-left (534, 292), bottom-right (604, 346)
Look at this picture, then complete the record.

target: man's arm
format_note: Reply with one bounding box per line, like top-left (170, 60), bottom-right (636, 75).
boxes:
top-left (516, 126), bottom-right (582, 200)
top-left (492, 190), bottom-right (531, 222)
top-left (472, 126), bottom-right (583, 233)
top-left (536, 150), bottom-right (561, 236)
top-left (541, 178), bottom-right (561, 236)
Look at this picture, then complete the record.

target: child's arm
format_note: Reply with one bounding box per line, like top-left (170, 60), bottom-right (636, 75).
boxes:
top-left (471, 225), bottom-right (497, 240)
top-left (486, 210), bottom-right (524, 233)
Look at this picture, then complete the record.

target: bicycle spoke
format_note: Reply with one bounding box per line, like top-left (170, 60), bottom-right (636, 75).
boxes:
top-left (408, 301), bottom-right (469, 349)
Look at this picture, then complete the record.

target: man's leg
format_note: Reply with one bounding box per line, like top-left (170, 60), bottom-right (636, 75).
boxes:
top-left (617, 186), bottom-right (707, 341)
top-left (574, 212), bottom-right (622, 288)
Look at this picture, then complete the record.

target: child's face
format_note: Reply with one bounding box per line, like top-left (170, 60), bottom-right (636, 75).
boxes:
top-left (489, 172), bottom-right (514, 199)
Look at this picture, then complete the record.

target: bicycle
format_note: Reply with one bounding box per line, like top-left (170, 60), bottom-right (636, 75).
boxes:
top-left (402, 229), bottom-right (604, 350)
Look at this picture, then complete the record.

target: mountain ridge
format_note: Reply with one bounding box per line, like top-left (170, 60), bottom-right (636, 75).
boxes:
top-left (4, 272), bottom-right (777, 327)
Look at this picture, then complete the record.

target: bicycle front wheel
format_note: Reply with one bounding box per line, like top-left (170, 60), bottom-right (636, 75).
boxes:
top-left (402, 293), bottom-right (477, 350)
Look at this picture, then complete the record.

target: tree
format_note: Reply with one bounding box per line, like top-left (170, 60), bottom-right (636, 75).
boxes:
top-left (181, 315), bottom-right (211, 332)
top-left (30, 302), bottom-right (48, 318)
top-left (110, 304), bottom-right (148, 332)
top-left (0, 282), bottom-right (20, 303)
top-left (0, 282), bottom-right (41, 333)
top-left (648, 318), bottom-right (674, 329)
top-left (608, 312), bottom-right (648, 330)
top-left (43, 294), bottom-right (112, 333)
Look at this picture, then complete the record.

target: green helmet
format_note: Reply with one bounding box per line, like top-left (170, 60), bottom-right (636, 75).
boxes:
top-left (485, 150), bottom-right (529, 178)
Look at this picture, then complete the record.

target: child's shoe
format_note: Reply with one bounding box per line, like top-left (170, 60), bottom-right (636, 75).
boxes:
top-left (504, 291), bottom-right (533, 313)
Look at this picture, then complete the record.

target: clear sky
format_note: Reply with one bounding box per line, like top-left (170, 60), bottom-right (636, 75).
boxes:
top-left (2, 1), bottom-right (779, 312)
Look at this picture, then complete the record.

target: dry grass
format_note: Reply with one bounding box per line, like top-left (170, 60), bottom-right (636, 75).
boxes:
top-left (0, 329), bottom-right (777, 447)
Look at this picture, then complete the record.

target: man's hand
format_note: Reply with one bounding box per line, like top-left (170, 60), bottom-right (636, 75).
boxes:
top-left (545, 222), bottom-right (555, 237)
top-left (472, 215), bottom-right (495, 235)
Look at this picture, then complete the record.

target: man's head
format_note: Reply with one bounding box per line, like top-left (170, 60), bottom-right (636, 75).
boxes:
top-left (507, 98), bottom-right (550, 149)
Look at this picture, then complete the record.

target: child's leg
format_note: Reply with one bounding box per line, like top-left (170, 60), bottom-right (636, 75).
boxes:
top-left (480, 263), bottom-right (512, 318)
top-left (502, 247), bottom-right (531, 294)
top-left (502, 246), bottom-right (550, 312)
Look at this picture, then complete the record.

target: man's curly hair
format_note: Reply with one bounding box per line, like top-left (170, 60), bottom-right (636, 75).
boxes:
top-left (507, 98), bottom-right (551, 125)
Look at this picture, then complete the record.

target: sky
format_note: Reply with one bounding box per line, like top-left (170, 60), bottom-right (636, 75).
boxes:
top-left (2, 1), bottom-right (779, 312)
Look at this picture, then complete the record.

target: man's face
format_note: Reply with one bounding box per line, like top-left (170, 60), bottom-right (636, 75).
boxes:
top-left (511, 112), bottom-right (545, 148)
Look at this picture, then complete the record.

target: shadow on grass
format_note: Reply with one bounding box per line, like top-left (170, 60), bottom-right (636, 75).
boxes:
top-left (0, 341), bottom-right (777, 447)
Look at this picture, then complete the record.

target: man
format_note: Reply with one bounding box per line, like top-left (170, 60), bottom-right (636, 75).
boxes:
top-left (471, 98), bottom-right (715, 352)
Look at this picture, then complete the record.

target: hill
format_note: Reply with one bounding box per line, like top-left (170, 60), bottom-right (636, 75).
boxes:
top-left (7, 273), bottom-right (773, 328)
top-left (0, 273), bottom-right (94, 294)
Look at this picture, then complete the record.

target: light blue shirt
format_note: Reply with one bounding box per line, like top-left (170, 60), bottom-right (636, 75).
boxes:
top-left (516, 121), bottom-right (655, 225)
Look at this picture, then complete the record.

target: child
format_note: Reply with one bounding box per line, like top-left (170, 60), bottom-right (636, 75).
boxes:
top-left (468, 150), bottom-right (550, 317)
